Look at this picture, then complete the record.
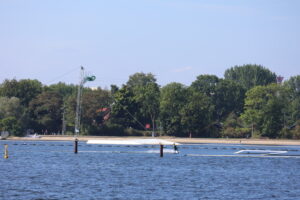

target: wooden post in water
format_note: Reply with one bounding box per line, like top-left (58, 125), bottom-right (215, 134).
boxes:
top-left (4, 144), bottom-right (8, 159)
top-left (74, 138), bottom-right (78, 154)
top-left (160, 144), bottom-right (163, 157)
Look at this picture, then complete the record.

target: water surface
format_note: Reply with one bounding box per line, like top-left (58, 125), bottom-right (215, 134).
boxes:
top-left (1, 141), bottom-right (300, 200)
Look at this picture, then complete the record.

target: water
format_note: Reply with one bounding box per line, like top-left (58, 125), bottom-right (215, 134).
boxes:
top-left (1, 141), bottom-right (300, 200)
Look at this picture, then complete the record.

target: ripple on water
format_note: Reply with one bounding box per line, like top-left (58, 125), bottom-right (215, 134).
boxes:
top-left (1, 141), bottom-right (300, 199)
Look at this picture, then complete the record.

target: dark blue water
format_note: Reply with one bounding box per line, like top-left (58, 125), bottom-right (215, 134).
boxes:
top-left (1, 141), bottom-right (300, 200)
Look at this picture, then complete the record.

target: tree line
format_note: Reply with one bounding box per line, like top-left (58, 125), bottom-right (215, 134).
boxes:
top-left (0, 64), bottom-right (299, 139)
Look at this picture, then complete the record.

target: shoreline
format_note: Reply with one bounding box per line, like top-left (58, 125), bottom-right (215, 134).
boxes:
top-left (5, 135), bottom-right (300, 146)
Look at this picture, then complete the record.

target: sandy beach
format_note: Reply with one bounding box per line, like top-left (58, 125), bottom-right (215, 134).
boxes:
top-left (6, 135), bottom-right (300, 146)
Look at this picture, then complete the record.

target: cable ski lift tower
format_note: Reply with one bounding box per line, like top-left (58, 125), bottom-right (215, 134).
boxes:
top-left (74, 66), bottom-right (96, 138)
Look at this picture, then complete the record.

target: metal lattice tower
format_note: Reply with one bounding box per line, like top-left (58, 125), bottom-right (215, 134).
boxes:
top-left (74, 66), bottom-right (85, 137)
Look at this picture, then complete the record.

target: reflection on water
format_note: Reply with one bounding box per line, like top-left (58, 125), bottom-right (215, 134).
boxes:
top-left (1, 141), bottom-right (300, 200)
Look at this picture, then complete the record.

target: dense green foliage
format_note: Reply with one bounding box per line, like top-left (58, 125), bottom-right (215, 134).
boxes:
top-left (241, 84), bottom-right (288, 138)
top-left (180, 88), bottom-right (214, 137)
top-left (224, 64), bottom-right (277, 90)
top-left (0, 79), bottom-right (43, 106)
top-left (160, 82), bottom-right (188, 136)
top-left (0, 65), bottom-right (299, 138)
top-left (28, 91), bottom-right (63, 133)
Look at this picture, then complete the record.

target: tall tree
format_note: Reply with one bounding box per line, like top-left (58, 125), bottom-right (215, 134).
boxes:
top-left (284, 75), bottom-right (300, 125)
top-left (160, 82), bottom-right (188, 136)
top-left (224, 64), bottom-right (277, 90)
top-left (285, 75), bottom-right (300, 97)
top-left (191, 75), bottom-right (219, 96)
top-left (0, 117), bottom-right (22, 136)
top-left (134, 82), bottom-right (160, 133)
top-left (0, 97), bottom-right (24, 119)
top-left (191, 76), bottom-right (245, 121)
top-left (123, 72), bottom-right (160, 131)
top-left (0, 79), bottom-right (43, 106)
top-left (110, 85), bottom-right (140, 129)
top-left (241, 84), bottom-right (289, 138)
top-left (126, 72), bottom-right (156, 88)
top-left (0, 97), bottom-right (25, 136)
top-left (180, 88), bottom-right (213, 137)
top-left (213, 79), bottom-right (246, 120)
top-left (28, 91), bottom-right (63, 133)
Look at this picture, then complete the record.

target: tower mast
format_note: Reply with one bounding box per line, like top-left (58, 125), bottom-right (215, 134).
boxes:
top-left (74, 66), bottom-right (85, 137)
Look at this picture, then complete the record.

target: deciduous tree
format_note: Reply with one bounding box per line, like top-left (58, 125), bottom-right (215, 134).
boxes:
top-left (0, 79), bottom-right (43, 106)
top-left (29, 91), bottom-right (63, 133)
top-left (241, 84), bottom-right (288, 138)
top-left (160, 83), bottom-right (188, 136)
top-left (180, 88), bottom-right (213, 137)
top-left (224, 64), bottom-right (277, 90)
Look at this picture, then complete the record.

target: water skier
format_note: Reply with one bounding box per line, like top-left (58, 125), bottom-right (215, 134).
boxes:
top-left (173, 143), bottom-right (179, 154)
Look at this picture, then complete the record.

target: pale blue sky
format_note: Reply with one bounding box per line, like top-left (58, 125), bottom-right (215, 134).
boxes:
top-left (1, 0), bottom-right (299, 88)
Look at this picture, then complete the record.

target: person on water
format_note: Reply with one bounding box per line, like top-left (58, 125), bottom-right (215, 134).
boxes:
top-left (173, 143), bottom-right (179, 154)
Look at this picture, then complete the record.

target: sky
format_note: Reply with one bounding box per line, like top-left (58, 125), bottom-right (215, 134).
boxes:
top-left (1, 0), bottom-right (300, 88)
